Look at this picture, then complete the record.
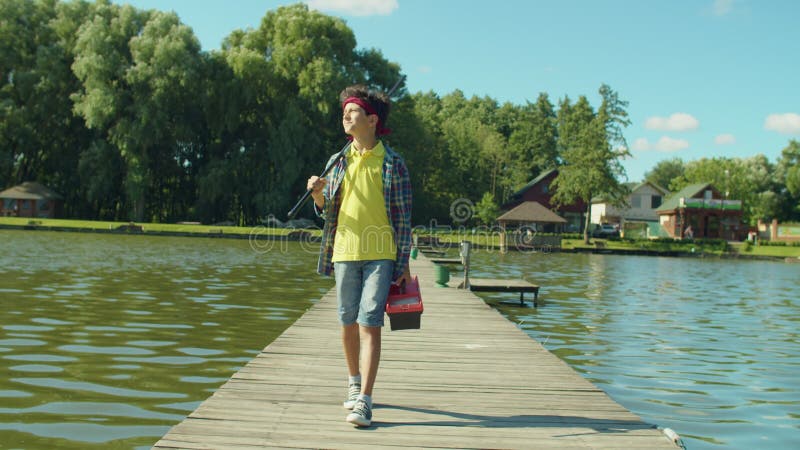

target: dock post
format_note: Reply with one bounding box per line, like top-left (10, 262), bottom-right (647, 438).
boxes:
top-left (499, 223), bottom-right (507, 254)
top-left (459, 240), bottom-right (471, 289)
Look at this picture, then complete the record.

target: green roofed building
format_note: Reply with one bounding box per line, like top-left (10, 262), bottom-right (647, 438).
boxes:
top-left (656, 182), bottom-right (744, 240)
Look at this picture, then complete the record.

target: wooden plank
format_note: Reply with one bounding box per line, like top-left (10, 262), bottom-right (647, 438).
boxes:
top-left (467, 278), bottom-right (540, 291)
top-left (153, 253), bottom-right (678, 449)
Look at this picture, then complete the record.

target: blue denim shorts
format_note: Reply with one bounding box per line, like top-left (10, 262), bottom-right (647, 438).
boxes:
top-left (334, 259), bottom-right (395, 327)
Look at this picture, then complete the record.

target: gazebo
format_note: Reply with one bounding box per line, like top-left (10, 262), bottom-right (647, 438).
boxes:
top-left (0, 181), bottom-right (63, 218)
top-left (496, 201), bottom-right (567, 252)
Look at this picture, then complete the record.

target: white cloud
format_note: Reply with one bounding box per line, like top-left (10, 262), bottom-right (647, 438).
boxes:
top-left (644, 113), bottom-right (700, 132)
top-left (714, 134), bottom-right (736, 145)
top-left (306, 0), bottom-right (398, 16)
top-left (632, 137), bottom-right (690, 153)
top-left (713, 0), bottom-right (733, 16)
top-left (632, 138), bottom-right (650, 152)
top-left (764, 113), bottom-right (800, 134)
top-left (418, 65), bottom-right (432, 74)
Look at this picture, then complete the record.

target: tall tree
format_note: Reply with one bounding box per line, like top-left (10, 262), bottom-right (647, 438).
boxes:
top-left (71, 3), bottom-right (148, 220)
top-left (71, 2), bottom-right (205, 222)
top-left (552, 85), bottom-right (631, 243)
top-left (217, 3), bottom-right (404, 224)
top-left (398, 91), bottom-right (452, 223)
top-left (508, 93), bottom-right (558, 191)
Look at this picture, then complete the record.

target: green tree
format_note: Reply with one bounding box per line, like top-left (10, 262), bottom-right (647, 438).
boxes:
top-left (475, 191), bottom-right (500, 226)
top-left (740, 154), bottom-right (779, 223)
top-left (479, 126), bottom-right (508, 200)
top-left (77, 139), bottom-right (124, 219)
top-left (507, 93), bottom-right (558, 193)
top-left (71, 3), bottom-right (194, 221)
top-left (776, 139), bottom-right (800, 220)
top-left (0, 0), bottom-right (93, 216)
top-left (398, 91), bottom-right (452, 223)
top-left (552, 85), bottom-right (631, 243)
top-left (0, 0), bottom-right (55, 184)
top-left (216, 3), bottom-right (404, 224)
top-left (644, 157), bottom-right (685, 190)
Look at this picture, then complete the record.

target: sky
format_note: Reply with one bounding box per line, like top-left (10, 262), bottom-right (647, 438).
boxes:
top-left (113, 0), bottom-right (800, 182)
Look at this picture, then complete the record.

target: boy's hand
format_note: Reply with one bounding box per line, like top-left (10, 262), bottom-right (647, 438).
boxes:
top-left (307, 176), bottom-right (327, 208)
top-left (395, 266), bottom-right (413, 286)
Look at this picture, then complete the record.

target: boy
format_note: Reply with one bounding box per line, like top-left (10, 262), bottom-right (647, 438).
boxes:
top-left (307, 84), bottom-right (412, 427)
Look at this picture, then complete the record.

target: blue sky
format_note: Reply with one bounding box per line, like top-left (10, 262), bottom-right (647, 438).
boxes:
top-left (114, 0), bottom-right (800, 182)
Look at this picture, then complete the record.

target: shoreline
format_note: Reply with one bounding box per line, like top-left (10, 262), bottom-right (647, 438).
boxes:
top-left (0, 222), bottom-right (303, 241)
top-left (3, 223), bottom-right (791, 262)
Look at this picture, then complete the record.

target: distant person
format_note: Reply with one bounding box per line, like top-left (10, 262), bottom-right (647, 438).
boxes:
top-left (306, 84), bottom-right (413, 427)
top-left (684, 226), bottom-right (694, 239)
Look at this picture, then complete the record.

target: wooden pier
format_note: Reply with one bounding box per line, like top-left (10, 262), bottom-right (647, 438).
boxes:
top-left (154, 254), bottom-right (677, 449)
top-left (459, 278), bottom-right (540, 306)
top-left (451, 241), bottom-right (540, 306)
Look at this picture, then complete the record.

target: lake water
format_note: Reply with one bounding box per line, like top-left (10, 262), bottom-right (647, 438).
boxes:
top-left (1, 231), bottom-right (798, 449)
top-left (460, 249), bottom-right (800, 450)
top-left (0, 230), bottom-right (332, 449)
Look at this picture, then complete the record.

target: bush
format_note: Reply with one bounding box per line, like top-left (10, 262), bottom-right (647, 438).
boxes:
top-left (652, 237), bottom-right (678, 244)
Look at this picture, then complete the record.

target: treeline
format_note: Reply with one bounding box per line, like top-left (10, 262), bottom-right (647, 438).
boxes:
top-left (2, 1), bottom-right (797, 227)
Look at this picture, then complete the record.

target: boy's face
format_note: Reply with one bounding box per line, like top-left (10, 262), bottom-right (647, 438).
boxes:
top-left (342, 102), bottom-right (377, 137)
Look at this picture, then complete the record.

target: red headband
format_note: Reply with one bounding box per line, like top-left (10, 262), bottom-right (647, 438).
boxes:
top-left (342, 97), bottom-right (391, 136)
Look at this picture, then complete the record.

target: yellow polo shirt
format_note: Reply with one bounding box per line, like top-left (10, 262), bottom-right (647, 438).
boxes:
top-left (332, 141), bottom-right (397, 262)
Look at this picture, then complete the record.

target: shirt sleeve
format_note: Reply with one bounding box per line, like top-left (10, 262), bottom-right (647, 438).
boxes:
top-left (391, 157), bottom-right (413, 281)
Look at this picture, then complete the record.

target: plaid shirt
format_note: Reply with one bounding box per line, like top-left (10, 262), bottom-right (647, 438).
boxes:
top-left (314, 143), bottom-right (412, 281)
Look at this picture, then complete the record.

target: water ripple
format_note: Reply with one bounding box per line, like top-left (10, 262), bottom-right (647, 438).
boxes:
top-left (469, 251), bottom-right (800, 450)
top-left (58, 345), bottom-right (155, 356)
top-left (11, 378), bottom-right (187, 399)
top-left (0, 422), bottom-right (171, 444)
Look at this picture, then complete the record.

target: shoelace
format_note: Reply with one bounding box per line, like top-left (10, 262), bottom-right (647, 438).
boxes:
top-left (352, 400), bottom-right (370, 417)
top-left (348, 383), bottom-right (361, 400)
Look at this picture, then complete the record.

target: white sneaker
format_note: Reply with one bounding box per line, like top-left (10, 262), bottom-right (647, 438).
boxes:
top-left (346, 398), bottom-right (372, 427)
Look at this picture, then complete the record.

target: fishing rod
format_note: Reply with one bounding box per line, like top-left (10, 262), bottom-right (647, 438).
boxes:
top-left (286, 75), bottom-right (406, 219)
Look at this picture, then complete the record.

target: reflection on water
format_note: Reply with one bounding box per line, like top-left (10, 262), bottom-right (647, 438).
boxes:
top-left (0, 230), bottom-right (331, 449)
top-left (3, 230), bottom-right (797, 449)
top-left (462, 250), bottom-right (800, 450)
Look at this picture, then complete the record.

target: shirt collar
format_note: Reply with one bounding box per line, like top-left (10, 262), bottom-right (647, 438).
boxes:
top-left (349, 140), bottom-right (385, 159)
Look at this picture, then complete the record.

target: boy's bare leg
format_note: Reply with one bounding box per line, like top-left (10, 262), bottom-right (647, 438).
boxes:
top-left (359, 325), bottom-right (381, 396)
top-left (342, 323), bottom-right (360, 376)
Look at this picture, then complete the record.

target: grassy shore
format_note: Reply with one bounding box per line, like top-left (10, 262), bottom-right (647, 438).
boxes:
top-left (0, 217), bottom-right (321, 237)
top-left (3, 217), bottom-right (798, 258)
top-left (421, 231), bottom-right (800, 258)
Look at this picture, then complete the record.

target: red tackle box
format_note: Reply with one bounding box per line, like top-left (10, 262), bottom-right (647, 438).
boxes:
top-left (385, 276), bottom-right (423, 331)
